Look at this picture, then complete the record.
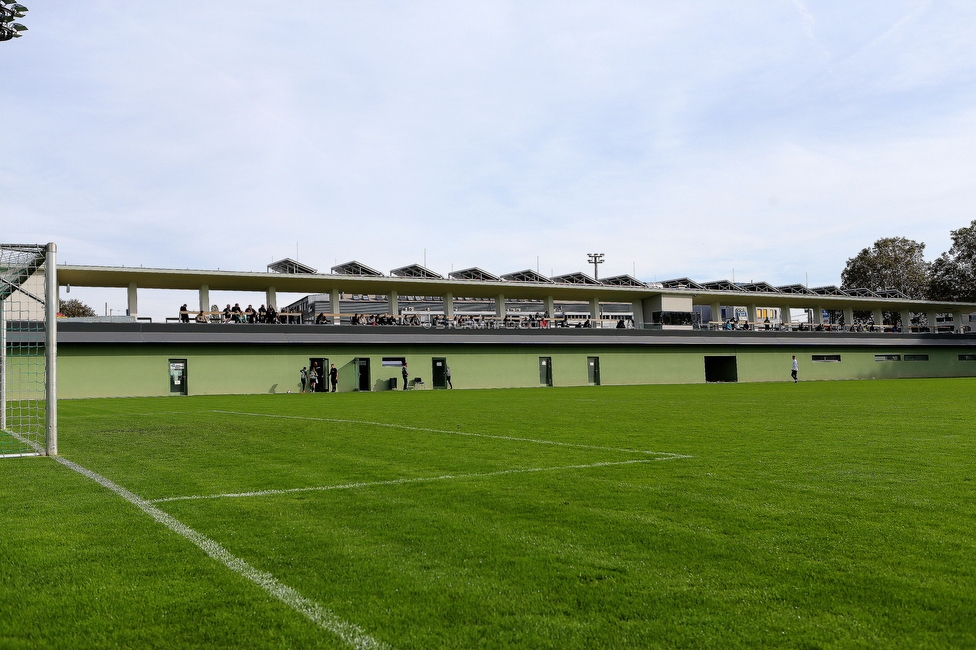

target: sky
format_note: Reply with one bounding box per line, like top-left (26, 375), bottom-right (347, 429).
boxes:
top-left (3, 1), bottom-right (976, 319)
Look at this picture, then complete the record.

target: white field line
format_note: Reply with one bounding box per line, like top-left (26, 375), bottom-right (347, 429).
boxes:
top-left (149, 458), bottom-right (670, 504)
top-left (213, 410), bottom-right (692, 459)
top-left (52, 455), bottom-right (392, 650)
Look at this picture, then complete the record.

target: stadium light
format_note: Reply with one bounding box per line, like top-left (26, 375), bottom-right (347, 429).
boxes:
top-left (0, 1), bottom-right (28, 42)
top-left (587, 253), bottom-right (605, 281)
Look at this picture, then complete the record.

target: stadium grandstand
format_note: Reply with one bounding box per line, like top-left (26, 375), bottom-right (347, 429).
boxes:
top-left (11, 254), bottom-right (975, 397)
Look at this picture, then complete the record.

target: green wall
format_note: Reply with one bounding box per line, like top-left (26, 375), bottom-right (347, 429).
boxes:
top-left (55, 342), bottom-right (976, 399)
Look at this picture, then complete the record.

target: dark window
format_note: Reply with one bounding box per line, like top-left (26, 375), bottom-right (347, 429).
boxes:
top-left (812, 355), bottom-right (841, 362)
top-left (959, 354), bottom-right (976, 361)
top-left (905, 354), bottom-right (929, 361)
top-left (875, 354), bottom-right (901, 362)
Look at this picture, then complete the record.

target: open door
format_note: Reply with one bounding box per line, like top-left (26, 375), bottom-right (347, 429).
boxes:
top-left (356, 358), bottom-right (371, 391)
top-left (169, 359), bottom-right (188, 395)
top-left (587, 357), bottom-right (600, 386)
top-left (432, 358), bottom-right (447, 389)
top-left (704, 356), bottom-right (738, 382)
top-left (539, 357), bottom-right (553, 387)
top-left (309, 358), bottom-right (328, 392)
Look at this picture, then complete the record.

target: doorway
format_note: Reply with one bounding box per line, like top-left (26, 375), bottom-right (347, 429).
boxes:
top-left (356, 358), bottom-right (371, 391)
top-left (587, 357), bottom-right (601, 386)
top-left (432, 357), bottom-right (447, 389)
top-left (309, 358), bottom-right (329, 392)
top-left (539, 357), bottom-right (553, 387)
top-left (169, 359), bottom-right (188, 395)
top-left (704, 356), bottom-right (738, 382)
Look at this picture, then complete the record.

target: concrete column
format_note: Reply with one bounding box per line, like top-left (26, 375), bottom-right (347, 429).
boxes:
top-left (632, 301), bottom-right (644, 328)
top-left (387, 290), bottom-right (399, 315)
top-left (872, 308), bottom-right (884, 328)
top-left (813, 305), bottom-right (823, 325)
top-left (843, 307), bottom-right (854, 328)
top-left (953, 311), bottom-right (963, 333)
top-left (589, 297), bottom-right (600, 322)
top-left (927, 311), bottom-right (939, 332)
top-left (330, 288), bottom-right (341, 325)
top-left (900, 310), bottom-right (912, 332)
top-left (266, 286), bottom-right (276, 309)
top-left (126, 282), bottom-right (138, 317)
top-left (781, 304), bottom-right (792, 328)
top-left (495, 294), bottom-right (505, 319)
top-left (199, 285), bottom-right (210, 314)
top-left (710, 302), bottom-right (721, 328)
top-left (444, 293), bottom-right (454, 318)
top-left (747, 303), bottom-right (757, 328)
top-left (543, 296), bottom-right (555, 319)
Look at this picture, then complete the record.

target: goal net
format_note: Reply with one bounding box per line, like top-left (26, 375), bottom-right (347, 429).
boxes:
top-left (1, 243), bottom-right (57, 458)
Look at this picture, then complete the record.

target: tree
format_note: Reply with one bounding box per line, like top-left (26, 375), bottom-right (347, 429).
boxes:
top-left (929, 219), bottom-right (976, 303)
top-left (59, 298), bottom-right (96, 318)
top-left (840, 237), bottom-right (930, 300)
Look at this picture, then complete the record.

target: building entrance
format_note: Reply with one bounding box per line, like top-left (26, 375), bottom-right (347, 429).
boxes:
top-left (169, 359), bottom-right (187, 395)
top-left (432, 358), bottom-right (447, 389)
top-left (356, 358), bottom-right (371, 391)
top-left (587, 357), bottom-right (601, 385)
top-left (704, 356), bottom-right (738, 382)
top-left (539, 357), bottom-right (553, 386)
top-left (309, 358), bottom-right (328, 392)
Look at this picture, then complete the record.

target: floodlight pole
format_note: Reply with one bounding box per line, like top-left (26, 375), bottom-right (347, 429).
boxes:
top-left (587, 253), bottom-right (604, 281)
top-left (44, 242), bottom-right (56, 456)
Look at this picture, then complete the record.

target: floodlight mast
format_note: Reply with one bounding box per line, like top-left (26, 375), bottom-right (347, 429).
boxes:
top-left (587, 253), bottom-right (604, 281)
top-left (0, 1), bottom-right (28, 42)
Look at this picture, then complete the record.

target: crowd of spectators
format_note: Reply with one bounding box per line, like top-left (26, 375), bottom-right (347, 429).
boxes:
top-left (179, 303), bottom-right (284, 324)
top-left (177, 305), bottom-right (638, 329)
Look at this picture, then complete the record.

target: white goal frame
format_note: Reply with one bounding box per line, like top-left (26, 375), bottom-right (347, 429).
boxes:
top-left (0, 242), bottom-right (57, 457)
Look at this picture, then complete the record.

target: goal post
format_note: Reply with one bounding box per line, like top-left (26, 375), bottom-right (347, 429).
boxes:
top-left (0, 243), bottom-right (56, 458)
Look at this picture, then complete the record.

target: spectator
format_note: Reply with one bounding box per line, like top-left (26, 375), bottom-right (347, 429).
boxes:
top-left (179, 304), bottom-right (190, 323)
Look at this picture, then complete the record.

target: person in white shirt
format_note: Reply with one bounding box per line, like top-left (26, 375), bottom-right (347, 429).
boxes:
top-left (791, 355), bottom-right (799, 383)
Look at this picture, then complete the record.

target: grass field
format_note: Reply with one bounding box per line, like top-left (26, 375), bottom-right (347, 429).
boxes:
top-left (2, 379), bottom-right (976, 648)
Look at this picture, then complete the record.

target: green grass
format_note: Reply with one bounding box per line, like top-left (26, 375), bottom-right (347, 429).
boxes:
top-left (3, 379), bottom-right (976, 648)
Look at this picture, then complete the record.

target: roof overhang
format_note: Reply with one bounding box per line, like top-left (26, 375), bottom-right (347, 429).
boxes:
top-left (54, 265), bottom-right (976, 312)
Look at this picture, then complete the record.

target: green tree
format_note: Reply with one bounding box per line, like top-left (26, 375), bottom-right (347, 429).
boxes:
top-left (59, 298), bottom-right (96, 318)
top-left (840, 237), bottom-right (930, 300)
top-left (929, 220), bottom-right (976, 302)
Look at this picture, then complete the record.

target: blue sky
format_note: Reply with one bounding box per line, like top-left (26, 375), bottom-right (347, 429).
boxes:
top-left (3, 2), bottom-right (976, 317)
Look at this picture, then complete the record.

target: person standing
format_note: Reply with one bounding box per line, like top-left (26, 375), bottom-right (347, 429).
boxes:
top-left (310, 362), bottom-right (319, 393)
top-left (329, 364), bottom-right (338, 392)
top-left (791, 355), bottom-right (799, 383)
top-left (300, 366), bottom-right (308, 393)
top-left (401, 362), bottom-right (409, 390)
top-left (445, 364), bottom-right (452, 389)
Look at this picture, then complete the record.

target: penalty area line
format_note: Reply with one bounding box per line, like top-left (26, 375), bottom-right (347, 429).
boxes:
top-left (213, 410), bottom-right (692, 459)
top-left (149, 457), bottom-right (675, 504)
top-left (52, 455), bottom-right (393, 650)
